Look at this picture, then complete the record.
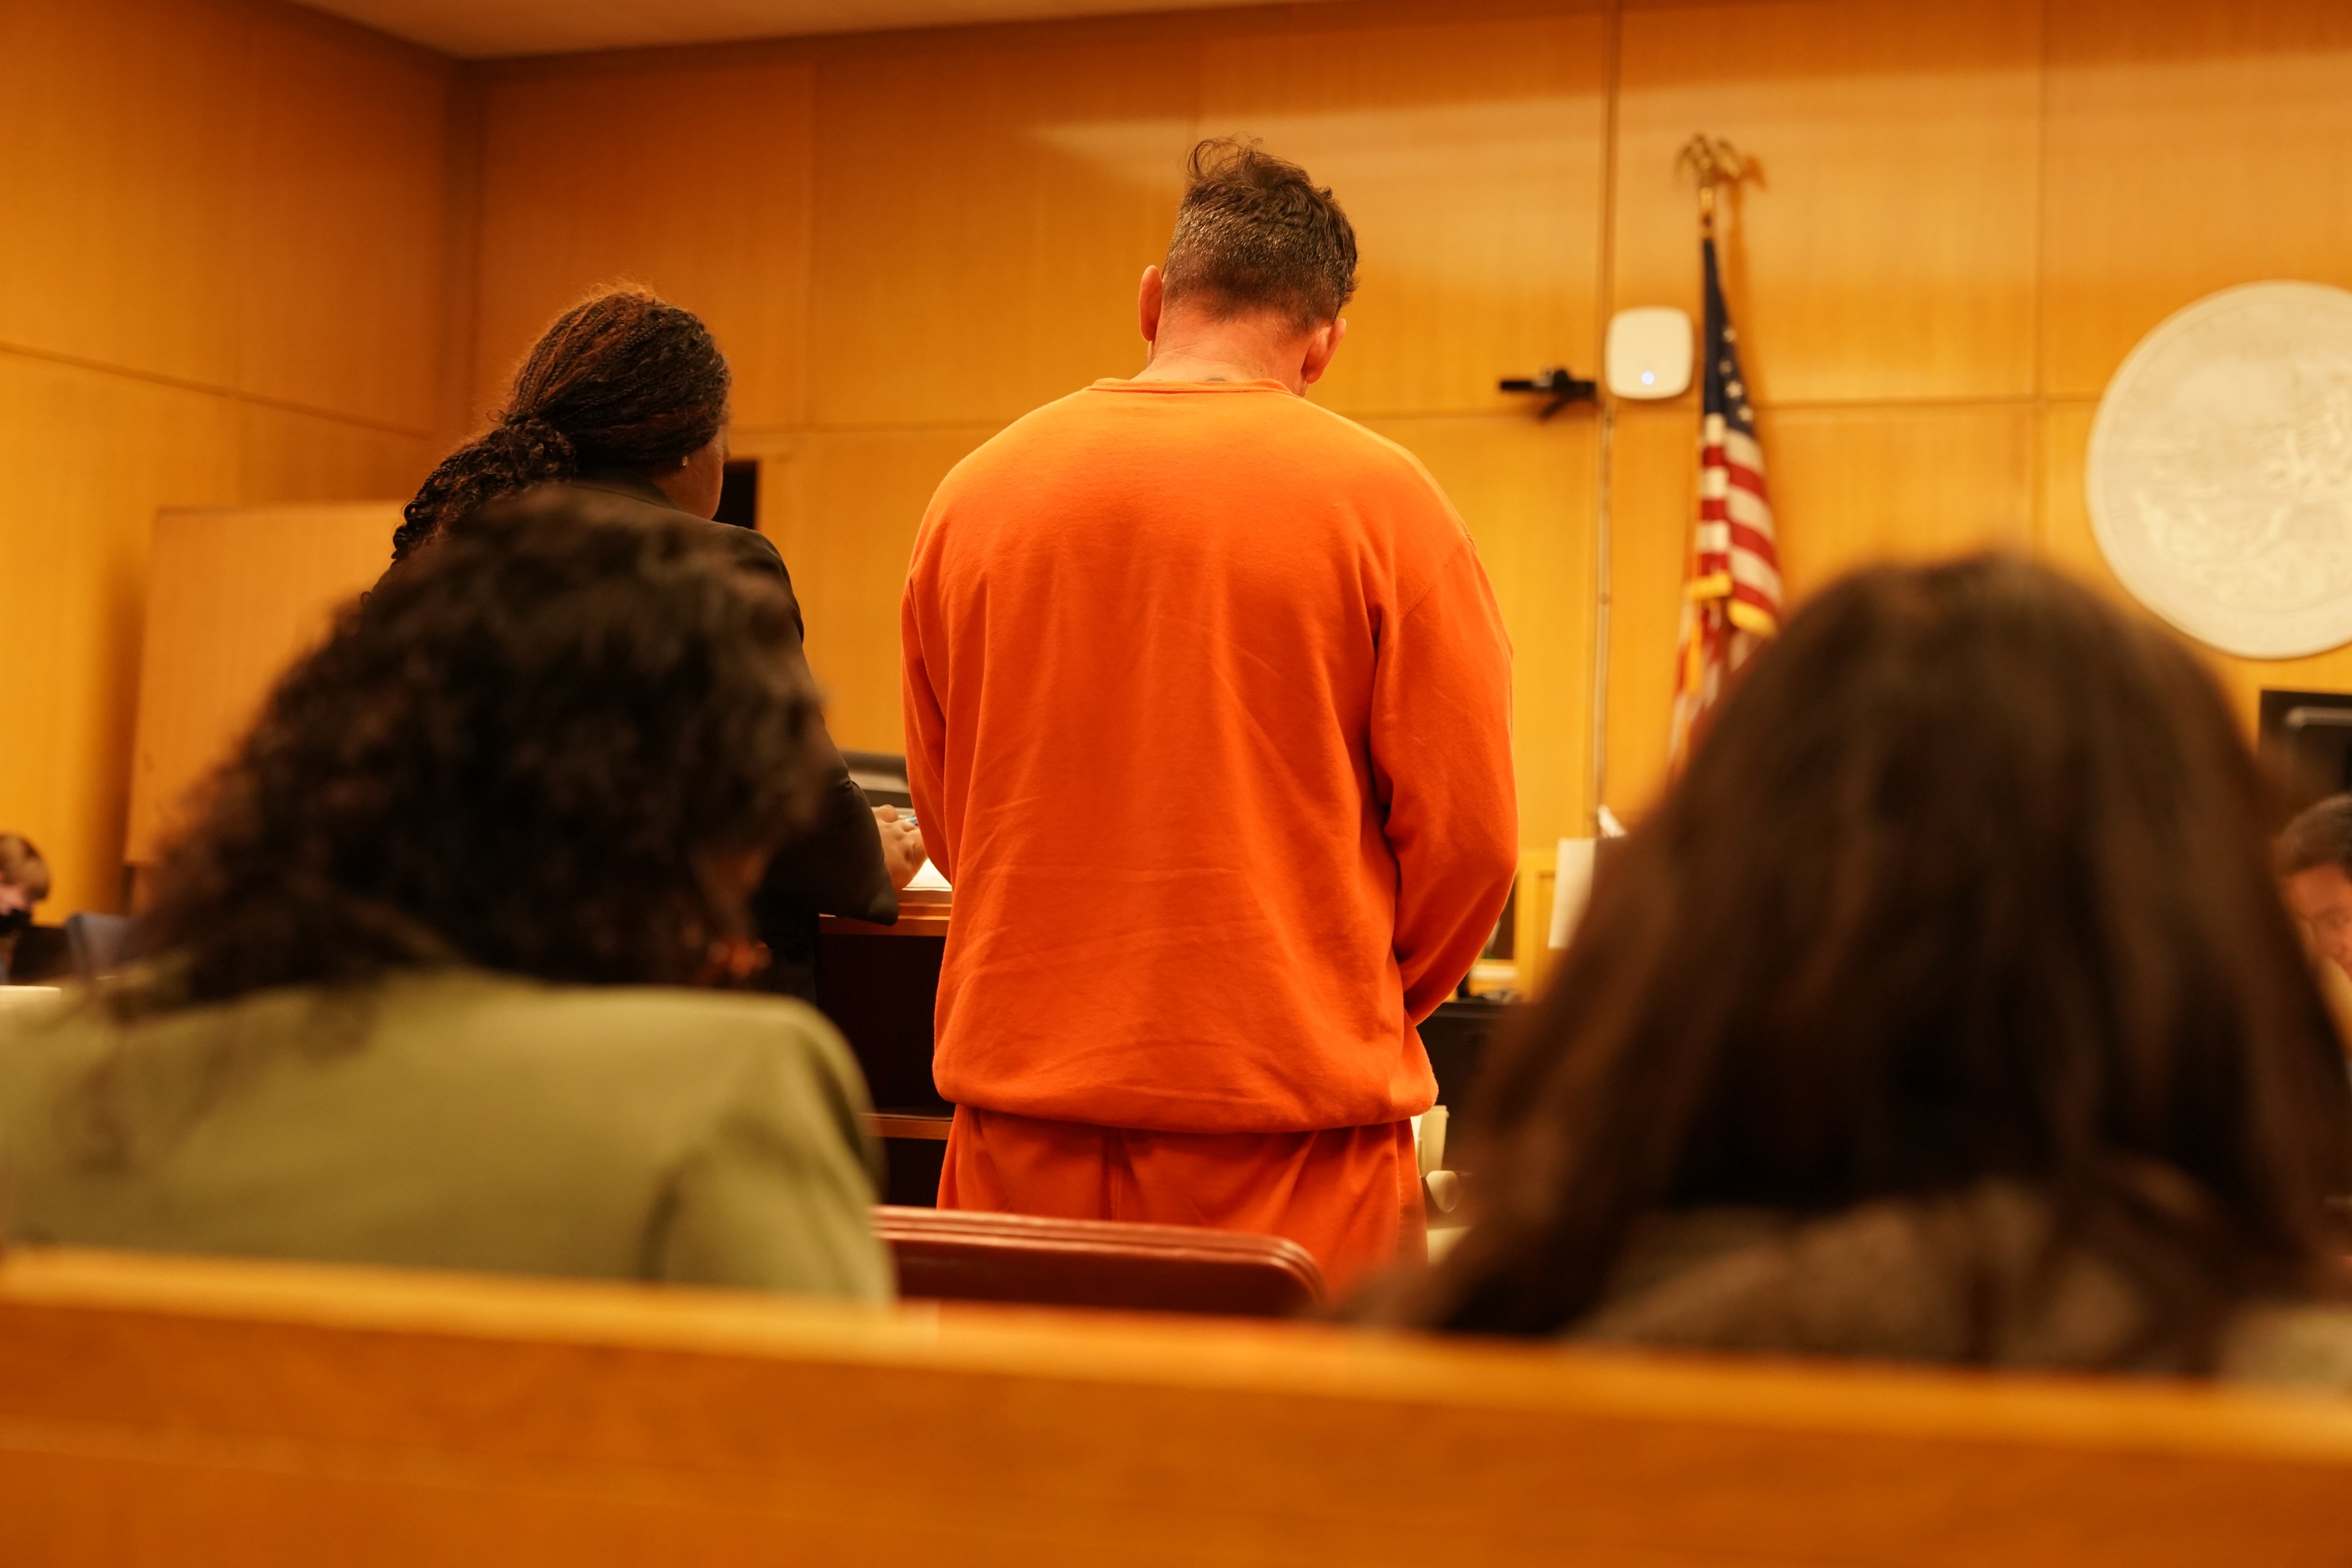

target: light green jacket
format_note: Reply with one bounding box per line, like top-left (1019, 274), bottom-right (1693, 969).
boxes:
top-left (0, 970), bottom-right (891, 1302)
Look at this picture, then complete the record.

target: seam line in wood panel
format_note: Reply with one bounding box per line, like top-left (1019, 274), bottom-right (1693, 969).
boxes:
top-left (1744, 395), bottom-right (2045, 415)
top-left (1588, 0), bottom-right (1624, 827)
top-left (750, 392), bottom-right (2062, 439)
top-left (0, 343), bottom-right (435, 441)
top-left (2028, 0), bottom-right (2052, 554)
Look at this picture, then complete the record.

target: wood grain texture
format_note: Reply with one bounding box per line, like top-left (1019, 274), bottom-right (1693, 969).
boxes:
top-left (236, 405), bottom-right (436, 510)
top-left (238, 14), bottom-right (451, 432)
top-left (1600, 404), bottom-right (1701, 818)
top-left (6, 1247), bottom-right (2352, 1566)
top-left (807, 32), bottom-right (1197, 428)
top-left (1613, 0), bottom-right (2042, 405)
top-left (1763, 403), bottom-right (2037, 597)
top-left (1200, 10), bottom-right (1608, 418)
top-left (1362, 414), bottom-right (1597, 847)
top-left (0, 0), bottom-right (251, 391)
top-left (0, 0), bottom-right (452, 425)
top-left (473, 59), bottom-right (818, 431)
top-left (0, 359), bottom-right (239, 916)
top-left (2043, 0), bottom-right (2352, 399)
top-left (26, 0), bottom-right (2352, 907)
top-left (0, 0), bottom-right (455, 914)
top-left (125, 505), bottom-right (398, 865)
top-left (752, 425), bottom-right (1002, 753)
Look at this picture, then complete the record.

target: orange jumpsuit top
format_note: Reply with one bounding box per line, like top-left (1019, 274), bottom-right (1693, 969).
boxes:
top-left (901, 379), bottom-right (1518, 1135)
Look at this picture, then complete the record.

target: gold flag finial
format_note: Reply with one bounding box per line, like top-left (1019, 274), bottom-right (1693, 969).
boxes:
top-left (1676, 134), bottom-right (1748, 235)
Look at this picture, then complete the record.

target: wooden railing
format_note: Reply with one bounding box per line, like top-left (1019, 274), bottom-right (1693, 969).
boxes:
top-left (3, 1246), bottom-right (2350, 1565)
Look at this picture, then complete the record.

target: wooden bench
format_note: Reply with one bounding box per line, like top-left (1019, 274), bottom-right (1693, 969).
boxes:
top-left (2, 1247), bottom-right (2350, 1565)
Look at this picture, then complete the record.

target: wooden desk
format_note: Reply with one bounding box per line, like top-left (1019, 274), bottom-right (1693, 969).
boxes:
top-left (6, 1246), bottom-right (2352, 1566)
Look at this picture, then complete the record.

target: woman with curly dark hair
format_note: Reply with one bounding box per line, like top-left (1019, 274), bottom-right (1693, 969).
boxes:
top-left (1389, 556), bottom-right (2352, 1384)
top-left (0, 493), bottom-right (890, 1298)
top-left (402, 288), bottom-right (925, 998)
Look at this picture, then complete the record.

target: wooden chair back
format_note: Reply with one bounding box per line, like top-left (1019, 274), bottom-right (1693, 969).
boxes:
top-left (874, 1204), bottom-right (1325, 1317)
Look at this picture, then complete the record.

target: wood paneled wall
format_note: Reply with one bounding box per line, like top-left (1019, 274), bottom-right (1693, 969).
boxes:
top-left (23, 0), bottom-right (2352, 911)
top-left (0, 0), bottom-right (461, 914)
top-left (469, 0), bottom-right (2352, 855)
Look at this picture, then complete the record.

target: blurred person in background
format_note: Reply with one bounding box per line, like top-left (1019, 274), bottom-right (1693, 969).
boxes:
top-left (1388, 556), bottom-right (2352, 1385)
top-left (2279, 794), bottom-right (2352, 982)
top-left (0, 834), bottom-right (50, 984)
top-left (0, 495), bottom-right (890, 1299)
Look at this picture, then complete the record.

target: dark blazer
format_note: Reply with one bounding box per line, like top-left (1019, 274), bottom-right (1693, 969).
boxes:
top-left (571, 471), bottom-right (898, 997)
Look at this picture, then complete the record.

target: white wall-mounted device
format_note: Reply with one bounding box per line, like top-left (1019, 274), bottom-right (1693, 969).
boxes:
top-left (1605, 306), bottom-right (1695, 400)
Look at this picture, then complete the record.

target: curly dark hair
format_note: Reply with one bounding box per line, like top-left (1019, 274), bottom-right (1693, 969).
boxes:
top-left (123, 489), bottom-right (822, 1012)
top-left (1162, 138), bottom-right (1357, 329)
top-left (1401, 556), bottom-right (2352, 1368)
top-left (394, 290), bottom-right (731, 561)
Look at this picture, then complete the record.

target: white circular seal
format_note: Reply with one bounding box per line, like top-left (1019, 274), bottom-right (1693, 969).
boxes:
top-left (2087, 280), bottom-right (2352, 658)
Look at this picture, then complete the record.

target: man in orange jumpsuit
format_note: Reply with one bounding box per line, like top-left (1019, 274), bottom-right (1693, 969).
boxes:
top-left (900, 139), bottom-right (1518, 1295)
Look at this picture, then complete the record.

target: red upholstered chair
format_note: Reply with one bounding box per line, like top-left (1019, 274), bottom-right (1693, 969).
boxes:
top-left (873, 1206), bottom-right (1325, 1318)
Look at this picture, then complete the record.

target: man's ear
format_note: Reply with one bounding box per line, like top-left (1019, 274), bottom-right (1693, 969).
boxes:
top-left (1299, 315), bottom-right (1348, 387)
top-left (1139, 265), bottom-right (1166, 349)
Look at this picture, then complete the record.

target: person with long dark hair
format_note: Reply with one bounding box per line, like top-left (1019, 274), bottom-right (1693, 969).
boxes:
top-left (402, 288), bottom-right (922, 998)
top-left (1394, 556), bottom-right (2352, 1381)
top-left (0, 495), bottom-right (890, 1298)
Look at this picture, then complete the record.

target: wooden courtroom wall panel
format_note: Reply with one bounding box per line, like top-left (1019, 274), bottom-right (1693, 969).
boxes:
top-left (1598, 403), bottom-right (1702, 816)
top-left (0, 361), bottom-right (241, 922)
top-left (1760, 406), bottom-right (2037, 598)
top-left (0, 0), bottom-right (456, 914)
top-left (0, 0), bottom-right (252, 391)
top-left (2035, 0), bottom-right (2352, 731)
top-left (466, 0), bottom-right (2352, 846)
top-left (1364, 415), bottom-right (1596, 847)
top-left (237, 16), bottom-right (453, 432)
top-left (1199, 8), bottom-right (1608, 420)
top-left (238, 406), bottom-right (439, 510)
top-left (756, 426), bottom-right (1001, 754)
top-left (2041, 0), bottom-right (2352, 400)
top-left (1613, 0), bottom-right (2043, 407)
top-left (472, 58), bottom-right (818, 432)
top-left (807, 32), bottom-right (1199, 430)
top-left (477, 0), bottom-right (1617, 854)
top-left (125, 505), bottom-right (398, 864)
top-left (1604, 0), bottom-right (2046, 815)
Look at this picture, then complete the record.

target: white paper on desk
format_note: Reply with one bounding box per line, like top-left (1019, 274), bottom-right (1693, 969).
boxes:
top-left (907, 859), bottom-right (952, 892)
top-left (1548, 837), bottom-right (1596, 950)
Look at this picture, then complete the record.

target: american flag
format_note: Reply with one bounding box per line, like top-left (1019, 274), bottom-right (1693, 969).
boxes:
top-left (1668, 235), bottom-right (1783, 765)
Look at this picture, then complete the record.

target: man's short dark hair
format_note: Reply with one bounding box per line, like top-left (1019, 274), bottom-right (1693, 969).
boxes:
top-left (2279, 794), bottom-right (2352, 878)
top-left (1161, 138), bottom-right (1357, 329)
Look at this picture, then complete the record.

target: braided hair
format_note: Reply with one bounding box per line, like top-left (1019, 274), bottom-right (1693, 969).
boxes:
top-left (395, 290), bottom-right (731, 561)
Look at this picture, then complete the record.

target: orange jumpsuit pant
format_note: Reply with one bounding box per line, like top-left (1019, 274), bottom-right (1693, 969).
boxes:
top-left (938, 1106), bottom-right (1426, 1298)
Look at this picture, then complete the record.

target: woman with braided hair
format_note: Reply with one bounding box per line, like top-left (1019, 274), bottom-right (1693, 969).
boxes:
top-left (403, 290), bottom-right (924, 998)
top-left (394, 290), bottom-right (735, 560)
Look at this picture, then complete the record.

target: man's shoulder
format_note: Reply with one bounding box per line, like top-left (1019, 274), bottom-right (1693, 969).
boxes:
top-left (1285, 398), bottom-right (1454, 494)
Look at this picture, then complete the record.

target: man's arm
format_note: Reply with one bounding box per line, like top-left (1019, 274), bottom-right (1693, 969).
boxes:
top-left (1369, 538), bottom-right (1519, 1025)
